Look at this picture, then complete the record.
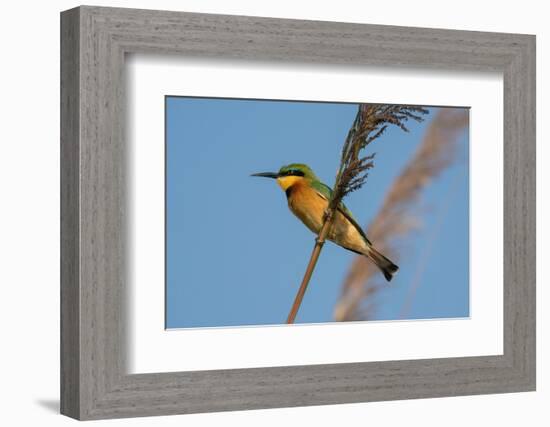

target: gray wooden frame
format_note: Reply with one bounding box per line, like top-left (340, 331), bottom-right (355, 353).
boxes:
top-left (60, 5), bottom-right (536, 420)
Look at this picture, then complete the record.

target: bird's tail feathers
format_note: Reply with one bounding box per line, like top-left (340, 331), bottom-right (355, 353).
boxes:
top-left (364, 246), bottom-right (398, 282)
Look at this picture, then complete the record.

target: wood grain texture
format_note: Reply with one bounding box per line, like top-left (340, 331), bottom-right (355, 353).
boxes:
top-left (60, 7), bottom-right (81, 419)
top-left (60, 5), bottom-right (536, 420)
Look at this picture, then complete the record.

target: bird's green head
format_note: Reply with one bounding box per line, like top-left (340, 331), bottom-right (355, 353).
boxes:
top-left (251, 163), bottom-right (318, 191)
top-left (278, 163), bottom-right (318, 180)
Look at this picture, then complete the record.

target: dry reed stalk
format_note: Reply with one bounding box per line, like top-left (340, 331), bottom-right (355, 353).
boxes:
top-left (286, 104), bottom-right (427, 324)
top-left (333, 108), bottom-right (469, 322)
top-left (286, 214), bottom-right (332, 323)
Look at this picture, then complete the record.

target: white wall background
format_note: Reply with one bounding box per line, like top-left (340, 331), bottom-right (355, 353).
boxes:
top-left (0, 0), bottom-right (546, 425)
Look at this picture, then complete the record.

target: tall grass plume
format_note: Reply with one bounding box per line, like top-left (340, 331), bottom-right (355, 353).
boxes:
top-left (333, 108), bottom-right (469, 322)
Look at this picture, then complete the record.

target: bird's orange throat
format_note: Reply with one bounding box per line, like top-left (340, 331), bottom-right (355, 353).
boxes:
top-left (276, 175), bottom-right (304, 192)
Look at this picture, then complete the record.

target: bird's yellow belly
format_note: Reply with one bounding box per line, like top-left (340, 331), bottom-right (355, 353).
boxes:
top-left (288, 185), bottom-right (367, 254)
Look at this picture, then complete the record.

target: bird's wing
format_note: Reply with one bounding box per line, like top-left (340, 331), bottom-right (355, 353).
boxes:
top-left (310, 180), bottom-right (372, 245)
top-left (310, 181), bottom-right (357, 220)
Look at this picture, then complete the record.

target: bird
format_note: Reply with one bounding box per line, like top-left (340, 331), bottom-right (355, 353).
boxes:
top-left (251, 163), bottom-right (398, 282)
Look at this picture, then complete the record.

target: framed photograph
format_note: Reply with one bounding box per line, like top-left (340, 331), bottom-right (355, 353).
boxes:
top-left (60, 6), bottom-right (535, 420)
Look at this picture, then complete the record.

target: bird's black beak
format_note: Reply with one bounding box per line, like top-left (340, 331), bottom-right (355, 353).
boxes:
top-left (250, 172), bottom-right (279, 179)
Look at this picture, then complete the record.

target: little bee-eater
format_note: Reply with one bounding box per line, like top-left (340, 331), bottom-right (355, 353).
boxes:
top-left (252, 163), bottom-right (398, 282)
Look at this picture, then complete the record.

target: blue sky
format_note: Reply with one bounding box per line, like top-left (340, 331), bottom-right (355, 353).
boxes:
top-left (165, 97), bottom-right (469, 328)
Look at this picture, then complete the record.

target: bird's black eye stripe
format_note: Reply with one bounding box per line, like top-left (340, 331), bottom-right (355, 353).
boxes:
top-left (284, 169), bottom-right (305, 177)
